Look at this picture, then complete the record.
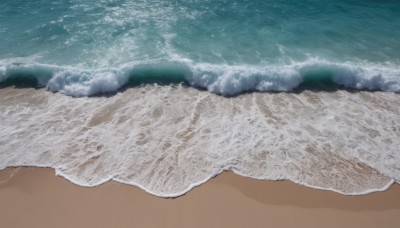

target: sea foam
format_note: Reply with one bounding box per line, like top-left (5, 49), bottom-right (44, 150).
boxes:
top-left (0, 85), bottom-right (399, 197)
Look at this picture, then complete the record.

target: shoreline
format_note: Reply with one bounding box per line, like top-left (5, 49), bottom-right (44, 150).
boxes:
top-left (1, 167), bottom-right (400, 228)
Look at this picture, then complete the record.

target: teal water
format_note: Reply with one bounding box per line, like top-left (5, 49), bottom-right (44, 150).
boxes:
top-left (1, 0), bottom-right (400, 96)
top-left (1, 1), bottom-right (400, 197)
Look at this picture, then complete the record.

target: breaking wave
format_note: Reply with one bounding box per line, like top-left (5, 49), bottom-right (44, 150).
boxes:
top-left (1, 59), bottom-right (399, 97)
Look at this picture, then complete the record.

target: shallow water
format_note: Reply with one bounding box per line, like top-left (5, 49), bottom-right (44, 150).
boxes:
top-left (1, 87), bottom-right (398, 196)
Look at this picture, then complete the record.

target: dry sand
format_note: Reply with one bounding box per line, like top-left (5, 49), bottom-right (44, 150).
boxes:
top-left (1, 167), bottom-right (399, 228)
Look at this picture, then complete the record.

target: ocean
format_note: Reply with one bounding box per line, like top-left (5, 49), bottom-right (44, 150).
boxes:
top-left (0, 0), bottom-right (399, 197)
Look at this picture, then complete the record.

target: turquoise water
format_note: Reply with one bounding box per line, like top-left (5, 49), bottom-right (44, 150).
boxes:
top-left (1, 0), bottom-right (400, 96)
top-left (1, 1), bottom-right (400, 197)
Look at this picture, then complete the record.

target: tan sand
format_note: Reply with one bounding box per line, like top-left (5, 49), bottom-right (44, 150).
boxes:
top-left (1, 167), bottom-right (400, 228)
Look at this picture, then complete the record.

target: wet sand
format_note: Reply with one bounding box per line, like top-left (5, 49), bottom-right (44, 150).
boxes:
top-left (1, 167), bottom-right (399, 228)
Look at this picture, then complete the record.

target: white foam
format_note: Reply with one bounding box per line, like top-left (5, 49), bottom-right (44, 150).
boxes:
top-left (188, 63), bottom-right (302, 95)
top-left (0, 86), bottom-right (399, 197)
top-left (47, 69), bottom-right (129, 97)
top-left (188, 59), bottom-right (400, 95)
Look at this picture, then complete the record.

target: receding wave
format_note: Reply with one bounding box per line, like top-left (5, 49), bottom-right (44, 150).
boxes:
top-left (1, 59), bottom-right (399, 97)
top-left (0, 84), bottom-right (399, 197)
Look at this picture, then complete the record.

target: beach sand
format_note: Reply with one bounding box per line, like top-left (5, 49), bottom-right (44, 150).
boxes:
top-left (1, 167), bottom-right (399, 228)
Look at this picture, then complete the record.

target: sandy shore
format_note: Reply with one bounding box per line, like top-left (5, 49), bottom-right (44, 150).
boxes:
top-left (0, 167), bottom-right (399, 228)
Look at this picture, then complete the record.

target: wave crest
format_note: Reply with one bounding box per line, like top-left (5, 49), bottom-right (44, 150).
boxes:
top-left (1, 59), bottom-right (399, 97)
top-left (48, 69), bottom-right (129, 97)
